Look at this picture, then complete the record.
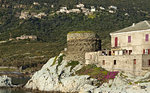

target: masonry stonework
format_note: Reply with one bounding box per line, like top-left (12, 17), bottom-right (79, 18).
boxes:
top-left (65, 31), bottom-right (101, 63)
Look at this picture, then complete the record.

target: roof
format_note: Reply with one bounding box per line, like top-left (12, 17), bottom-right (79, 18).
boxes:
top-left (111, 20), bottom-right (150, 34)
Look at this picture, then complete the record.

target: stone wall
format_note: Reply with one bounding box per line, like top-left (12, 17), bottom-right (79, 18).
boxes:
top-left (65, 31), bottom-right (101, 63)
top-left (142, 55), bottom-right (150, 67)
top-left (67, 32), bottom-right (96, 41)
top-left (85, 52), bottom-right (150, 76)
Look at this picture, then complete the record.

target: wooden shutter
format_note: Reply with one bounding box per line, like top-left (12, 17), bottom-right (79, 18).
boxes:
top-left (146, 34), bottom-right (149, 41)
top-left (134, 59), bottom-right (136, 64)
top-left (128, 36), bottom-right (131, 43)
top-left (143, 49), bottom-right (145, 54)
top-left (148, 49), bottom-right (150, 54)
top-left (115, 37), bottom-right (118, 47)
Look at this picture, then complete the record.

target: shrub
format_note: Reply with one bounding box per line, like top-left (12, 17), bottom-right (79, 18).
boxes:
top-left (76, 64), bottom-right (119, 86)
top-left (66, 61), bottom-right (79, 71)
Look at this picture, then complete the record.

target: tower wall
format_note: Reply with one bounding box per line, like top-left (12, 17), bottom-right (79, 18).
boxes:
top-left (65, 31), bottom-right (101, 63)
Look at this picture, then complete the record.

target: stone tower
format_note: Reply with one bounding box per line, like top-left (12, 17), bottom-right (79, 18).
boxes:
top-left (65, 31), bottom-right (101, 63)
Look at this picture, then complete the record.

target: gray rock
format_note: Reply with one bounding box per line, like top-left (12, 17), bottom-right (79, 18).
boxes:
top-left (25, 54), bottom-right (150, 93)
top-left (0, 75), bottom-right (12, 87)
top-left (25, 54), bottom-right (96, 92)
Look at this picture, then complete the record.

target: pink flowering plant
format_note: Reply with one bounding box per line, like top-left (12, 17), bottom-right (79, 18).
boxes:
top-left (76, 64), bottom-right (119, 86)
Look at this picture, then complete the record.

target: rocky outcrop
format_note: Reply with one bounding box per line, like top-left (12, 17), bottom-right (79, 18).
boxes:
top-left (0, 75), bottom-right (13, 87)
top-left (94, 72), bottom-right (150, 93)
top-left (25, 53), bottom-right (150, 93)
top-left (25, 54), bottom-right (97, 92)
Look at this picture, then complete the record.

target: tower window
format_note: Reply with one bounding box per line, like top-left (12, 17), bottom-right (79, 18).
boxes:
top-left (114, 60), bottom-right (116, 65)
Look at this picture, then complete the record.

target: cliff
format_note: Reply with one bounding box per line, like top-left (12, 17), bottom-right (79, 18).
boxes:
top-left (25, 54), bottom-right (97, 92)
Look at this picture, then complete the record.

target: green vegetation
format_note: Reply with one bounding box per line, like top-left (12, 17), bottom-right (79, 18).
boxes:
top-left (56, 54), bottom-right (65, 71)
top-left (135, 80), bottom-right (150, 84)
top-left (88, 14), bottom-right (96, 19)
top-left (0, 40), bottom-right (64, 73)
top-left (76, 64), bottom-right (119, 85)
top-left (0, 68), bottom-right (17, 72)
top-left (120, 72), bottom-right (128, 78)
top-left (58, 54), bottom-right (65, 66)
top-left (66, 61), bottom-right (79, 71)
top-left (68, 31), bottom-right (94, 34)
top-left (128, 82), bottom-right (133, 85)
top-left (52, 56), bottom-right (58, 66)
top-left (76, 64), bottom-right (108, 85)
top-left (0, 0), bottom-right (150, 72)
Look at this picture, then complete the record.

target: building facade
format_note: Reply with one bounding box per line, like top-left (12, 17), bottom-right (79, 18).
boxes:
top-left (85, 20), bottom-right (150, 76)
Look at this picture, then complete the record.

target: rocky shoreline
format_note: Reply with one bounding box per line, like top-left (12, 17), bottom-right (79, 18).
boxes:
top-left (24, 54), bottom-right (150, 93)
top-left (1, 54), bottom-right (150, 93)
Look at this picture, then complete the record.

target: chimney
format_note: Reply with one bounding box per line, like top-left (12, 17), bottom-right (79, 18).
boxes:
top-left (132, 23), bottom-right (135, 27)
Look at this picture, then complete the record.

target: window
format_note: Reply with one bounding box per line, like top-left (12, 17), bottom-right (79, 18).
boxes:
top-left (148, 49), bottom-right (150, 54)
top-left (145, 49), bottom-right (149, 54)
top-left (129, 50), bottom-right (132, 55)
top-left (145, 34), bottom-right (149, 41)
top-left (143, 49), bottom-right (145, 54)
top-left (115, 37), bottom-right (118, 47)
top-left (102, 60), bottom-right (105, 65)
top-left (109, 51), bottom-right (111, 56)
top-left (126, 50), bottom-right (128, 54)
top-left (128, 36), bottom-right (131, 43)
top-left (133, 59), bottom-right (136, 64)
top-left (149, 60), bottom-right (150, 66)
top-left (143, 49), bottom-right (150, 54)
top-left (114, 60), bottom-right (116, 65)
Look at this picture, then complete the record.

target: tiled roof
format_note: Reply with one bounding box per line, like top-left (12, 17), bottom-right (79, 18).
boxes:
top-left (111, 20), bottom-right (150, 34)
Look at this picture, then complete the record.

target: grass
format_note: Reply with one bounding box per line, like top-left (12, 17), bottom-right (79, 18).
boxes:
top-left (52, 56), bottom-right (58, 66)
top-left (56, 54), bottom-right (65, 71)
top-left (68, 31), bottom-right (94, 34)
top-left (76, 64), bottom-right (118, 86)
top-left (88, 14), bottom-right (96, 19)
top-left (0, 68), bottom-right (18, 72)
top-left (66, 61), bottom-right (79, 71)
top-left (135, 80), bottom-right (150, 84)
top-left (0, 40), bottom-right (64, 73)
top-left (58, 54), bottom-right (65, 66)
top-left (76, 64), bottom-right (108, 85)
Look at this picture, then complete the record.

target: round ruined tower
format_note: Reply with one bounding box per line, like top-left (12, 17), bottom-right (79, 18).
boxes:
top-left (65, 31), bottom-right (101, 63)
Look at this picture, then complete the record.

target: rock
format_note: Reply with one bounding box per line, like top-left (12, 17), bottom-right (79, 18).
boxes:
top-left (25, 54), bottom-right (150, 93)
top-left (25, 54), bottom-right (96, 92)
top-left (79, 84), bottom-right (97, 93)
top-left (93, 72), bottom-right (150, 93)
top-left (134, 72), bottom-right (150, 82)
top-left (0, 75), bottom-right (12, 87)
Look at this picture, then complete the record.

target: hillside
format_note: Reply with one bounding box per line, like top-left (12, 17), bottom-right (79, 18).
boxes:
top-left (0, 0), bottom-right (150, 72)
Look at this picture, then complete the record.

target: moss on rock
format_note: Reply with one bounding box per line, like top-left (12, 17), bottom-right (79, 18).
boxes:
top-left (68, 31), bottom-right (94, 34)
